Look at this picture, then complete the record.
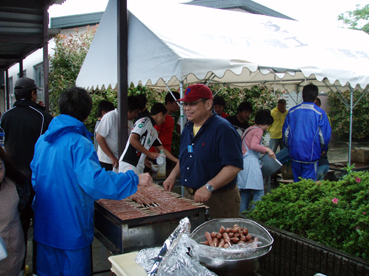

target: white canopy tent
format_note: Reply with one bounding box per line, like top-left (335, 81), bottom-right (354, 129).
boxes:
top-left (76, 0), bottom-right (369, 164)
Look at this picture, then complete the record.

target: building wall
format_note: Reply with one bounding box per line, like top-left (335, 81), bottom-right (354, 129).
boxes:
top-left (5, 25), bottom-right (97, 114)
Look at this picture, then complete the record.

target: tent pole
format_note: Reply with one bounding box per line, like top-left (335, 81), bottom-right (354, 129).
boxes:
top-left (179, 81), bottom-right (185, 197)
top-left (348, 86), bottom-right (354, 166)
top-left (179, 81), bottom-right (184, 133)
top-left (164, 82), bottom-right (180, 107)
top-left (117, 0), bottom-right (128, 155)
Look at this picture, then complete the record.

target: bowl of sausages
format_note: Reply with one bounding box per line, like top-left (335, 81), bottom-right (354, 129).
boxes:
top-left (190, 218), bottom-right (273, 276)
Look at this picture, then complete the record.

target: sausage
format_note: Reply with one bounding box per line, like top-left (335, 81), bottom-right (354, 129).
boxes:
top-left (222, 232), bottom-right (231, 245)
top-left (231, 226), bottom-right (240, 233)
top-left (205, 232), bottom-right (215, 247)
top-left (219, 226), bottom-right (226, 234)
top-left (231, 237), bottom-right (239, 243)
top-left (213, 237), bottom-right (219, 247)
top-left (218, 238), bottom-right (225, 248)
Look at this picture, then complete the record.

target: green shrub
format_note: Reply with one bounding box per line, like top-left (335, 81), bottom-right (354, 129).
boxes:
top-left (328, 90), bottom-right (369, 140)
top-left (249, 171), bottom-right (369, 260)
top-left (210, 84), bottom-right (283, 124)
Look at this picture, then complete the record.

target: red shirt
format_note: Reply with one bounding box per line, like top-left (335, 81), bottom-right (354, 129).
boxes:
top-left (220, 111), bottom-right (229, 118)
top-left (149, 114), bottom-right (175, 152)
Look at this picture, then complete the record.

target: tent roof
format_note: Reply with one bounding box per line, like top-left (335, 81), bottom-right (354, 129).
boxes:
top-left (76, 0), bottom-right (369, 92)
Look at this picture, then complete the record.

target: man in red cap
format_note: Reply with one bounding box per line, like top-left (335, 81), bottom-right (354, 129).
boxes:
top-left (164, 84), bottom-right (243, 218)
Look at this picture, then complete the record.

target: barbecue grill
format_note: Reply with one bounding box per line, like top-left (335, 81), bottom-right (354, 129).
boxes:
top-left (94, 184), bottom-right (207, 254)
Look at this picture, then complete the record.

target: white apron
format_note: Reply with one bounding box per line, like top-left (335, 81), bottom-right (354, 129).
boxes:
top-left (237, 127), bottom-right (264, 190)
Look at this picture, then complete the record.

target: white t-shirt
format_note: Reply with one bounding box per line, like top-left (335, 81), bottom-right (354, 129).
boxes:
top-left (96, 109), bottom-right (119, 164)
top-left (119, 117), bottom-right (162, 174)
top-left (128, 120), bottom-right (134, 135)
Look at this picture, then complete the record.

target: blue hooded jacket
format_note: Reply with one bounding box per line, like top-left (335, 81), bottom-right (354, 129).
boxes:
top-left (31, 115), bottom-right (138, 250)
top-left (282, 102), bottom-right (331, 163)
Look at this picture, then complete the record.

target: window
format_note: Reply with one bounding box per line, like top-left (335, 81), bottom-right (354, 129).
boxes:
top-left (34, 63), bottom-right (44, 102)
top-left (17, 70), bottom-right (26, 78)
top-left (8, 77), bottom-right (14, 107)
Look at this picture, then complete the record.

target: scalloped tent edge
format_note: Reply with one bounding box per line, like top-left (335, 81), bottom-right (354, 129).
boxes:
top-left (76, 0), bottom-right (369, 92)
top-left (76, 0), bottom-right (369, 163)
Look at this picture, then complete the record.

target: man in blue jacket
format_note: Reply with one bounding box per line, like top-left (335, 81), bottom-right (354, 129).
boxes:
top-left (31, 87), bottom-right (152, 276)
top-left (282, 84), bottom-right (331, 182)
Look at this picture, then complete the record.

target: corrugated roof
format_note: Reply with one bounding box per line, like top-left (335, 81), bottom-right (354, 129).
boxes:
top-left (188, 0), bottom-right (294, 20)
top-left (50, 12), bottom-right (103, 29)
top-left (0, 0), bottom-right (62, 73)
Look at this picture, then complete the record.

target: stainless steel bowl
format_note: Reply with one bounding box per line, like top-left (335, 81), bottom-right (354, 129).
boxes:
top-left (190, 218), bottom-right (274, 276)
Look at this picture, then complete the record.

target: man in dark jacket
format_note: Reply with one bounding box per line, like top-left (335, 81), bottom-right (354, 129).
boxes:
top-left (0, 77), bottom-right (53, 272)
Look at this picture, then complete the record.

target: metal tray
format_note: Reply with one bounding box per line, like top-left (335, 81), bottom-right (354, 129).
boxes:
top-left (190, 218), bottom-right (274, 276)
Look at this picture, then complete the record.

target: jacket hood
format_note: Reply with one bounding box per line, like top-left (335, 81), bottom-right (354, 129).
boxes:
top-left (44, 114), bottom-right (93, 143)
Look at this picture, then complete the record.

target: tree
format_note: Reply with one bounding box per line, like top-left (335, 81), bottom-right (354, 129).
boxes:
top-left (338, 4), bottom-right (369, 34)
top-left (327, 90), bottom-right (369, 141)
top-left (48, 26), bottom-right (97, 115)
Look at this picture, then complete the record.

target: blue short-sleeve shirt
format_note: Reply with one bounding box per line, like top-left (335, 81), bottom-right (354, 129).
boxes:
top-left (179, 112), bottom-right (243, 189)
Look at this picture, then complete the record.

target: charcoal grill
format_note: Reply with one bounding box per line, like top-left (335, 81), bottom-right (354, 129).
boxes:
top-left (94, 185), bottom-right (207, 254)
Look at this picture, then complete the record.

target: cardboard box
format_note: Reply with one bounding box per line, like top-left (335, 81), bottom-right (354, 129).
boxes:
top-left (351, 147), bottom-right (369, 163)
top-left (281, 161), bottom-right (293, 179)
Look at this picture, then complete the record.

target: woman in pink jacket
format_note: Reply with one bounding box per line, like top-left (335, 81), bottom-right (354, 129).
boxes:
top-left (238, 110), bottom-right (275, 212)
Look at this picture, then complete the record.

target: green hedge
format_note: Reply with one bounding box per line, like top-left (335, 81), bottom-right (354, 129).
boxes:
top-left (249, 171), bottom-right (369, 260)
top-left (84, 84), bottom-right (283, 157)
top-left (328, 90), bottom-right (369, 140)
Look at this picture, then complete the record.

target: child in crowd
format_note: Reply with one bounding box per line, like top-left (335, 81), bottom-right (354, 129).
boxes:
top-left (119, 103), bottom-right (178, 174)
top-left (0, 146), bottom-right (28, 276)
top-left (238, 110), bottom-right (275, 212)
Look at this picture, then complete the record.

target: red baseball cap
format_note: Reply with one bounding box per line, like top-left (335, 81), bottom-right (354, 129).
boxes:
top-left (177, 84), bottom-right (213, 102)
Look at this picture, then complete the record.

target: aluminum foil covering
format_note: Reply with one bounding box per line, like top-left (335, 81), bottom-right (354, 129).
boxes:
top-left (135, 217), bottom-right (216, 276)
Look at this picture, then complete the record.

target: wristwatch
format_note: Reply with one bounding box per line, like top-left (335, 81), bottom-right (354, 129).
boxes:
top-left (205, 183), bottom-right (214, 192)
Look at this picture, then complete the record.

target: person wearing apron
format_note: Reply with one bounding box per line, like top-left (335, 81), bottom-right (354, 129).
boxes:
top-left (237, 110), bottom-right (275, 212)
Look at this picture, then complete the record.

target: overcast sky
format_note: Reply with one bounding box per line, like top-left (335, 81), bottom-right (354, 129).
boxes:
top-left (48, 0), bottom-right (368, 28)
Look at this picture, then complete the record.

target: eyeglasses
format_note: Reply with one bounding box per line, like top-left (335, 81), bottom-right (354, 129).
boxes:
top-left (182, 99), bottom-right (206, 107)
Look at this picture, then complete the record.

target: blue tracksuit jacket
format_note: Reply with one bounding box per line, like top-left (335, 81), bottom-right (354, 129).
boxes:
top-left (282, 102), bottom-right (331, 163)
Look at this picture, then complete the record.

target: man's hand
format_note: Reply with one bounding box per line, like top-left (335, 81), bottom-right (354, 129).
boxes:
top-left (194, 185), bottom-right (212, 203)
top-left (110, 156), bottom-right (119, 168)
top-left (163, 176), bottom-right (175, 192)
top-left (137, 173), bottom-right (153, 187)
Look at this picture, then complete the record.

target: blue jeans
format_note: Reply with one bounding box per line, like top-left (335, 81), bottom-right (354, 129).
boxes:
top-left (268, 138), bottom-right (285, 153)
top-left (239, 189), bottom-right (264, 212)
top-left (317, 164), bottom-right (329, 181)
